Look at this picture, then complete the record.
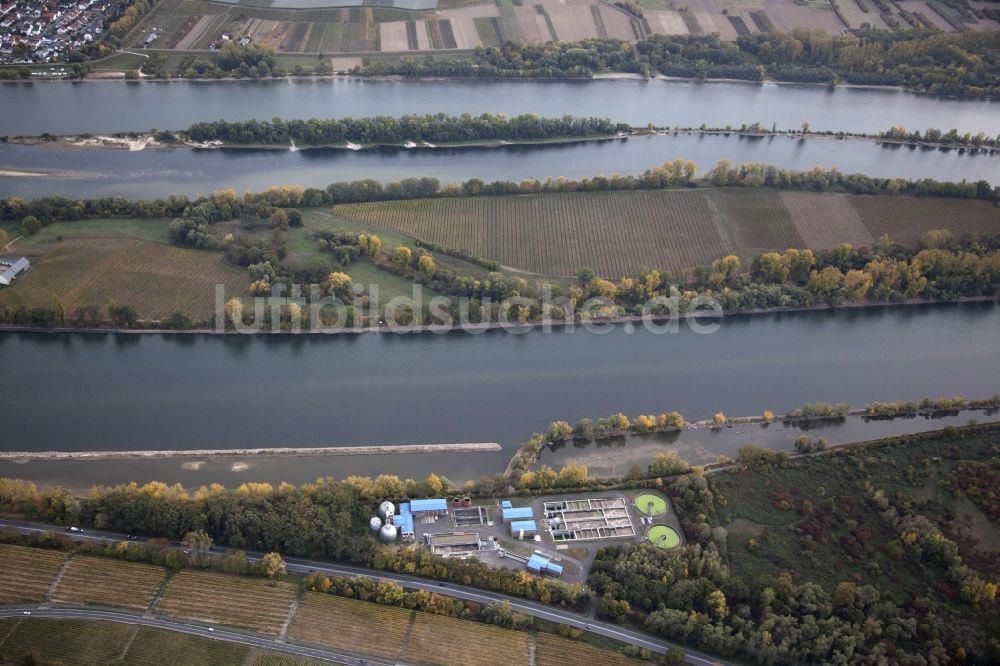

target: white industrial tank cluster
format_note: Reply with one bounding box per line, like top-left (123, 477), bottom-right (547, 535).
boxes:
top-left (375, 501), bottom-right (397, 542)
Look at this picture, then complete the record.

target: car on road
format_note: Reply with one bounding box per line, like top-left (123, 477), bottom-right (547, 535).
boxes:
top-left (67, 527), bottom-right (81, 532)
top-left (22, 611), bottom-right (30, 615)
top-left (208, 627), bottom-right (214, 632)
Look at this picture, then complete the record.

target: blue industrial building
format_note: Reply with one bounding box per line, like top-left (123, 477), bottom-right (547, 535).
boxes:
top-left (409, 498), bottom-right (448, 515)
top-left (526, 553), bottom-right (563, 578)
top-left (501, 506), bottom-right (534, 522)
top-left (509, 520), bottom-right (537, 538)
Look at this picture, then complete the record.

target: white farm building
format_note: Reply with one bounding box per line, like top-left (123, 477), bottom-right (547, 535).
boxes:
top-left (0, 257), bottom-right (29, 286)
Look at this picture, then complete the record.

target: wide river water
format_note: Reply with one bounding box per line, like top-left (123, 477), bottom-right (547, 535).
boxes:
top-left (1, 302), bottom-right (997, 489)
top-left (3, 78), bottom-right (998, 198)
top-left (3, 134), bottom-right (997, 199)
top-left (1, 78), bottom-right (997, 136)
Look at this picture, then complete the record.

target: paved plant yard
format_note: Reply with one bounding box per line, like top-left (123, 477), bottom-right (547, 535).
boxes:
top-left (402, 489), bottom-right (682, 582)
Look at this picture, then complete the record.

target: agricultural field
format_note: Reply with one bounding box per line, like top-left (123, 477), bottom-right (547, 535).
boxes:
top-left (0, 544), bottom-right (66, 604)
top-left (251, 652), bottom-right (328, 666)
top-left (128, 0), bottom-right (645, 57)
top-left (287, 591), bottom-right (413, 658)
top-left (401, 610), bottom-right (530, 666)
top-left (720, 188), bottom-right (803, 252)
top-left (0, 618), bottom-right (305, 666)
top-left (535, 633), bottom-right (647, 666)
top-left (335, 189), bottom-right (733, 278)
top-left (155, 570), bottom-right (298, 634)
top-left (123, 626), bottom-right (250, 666)
top-left (780, 191), bottom-right (874, 249)
top-left (850, 196), bottom-right (1000, 247)
top-left (50, 556), bottom-right (166, 610)
top-left (0, 238), bottom-right (250, 322)
top-left (0, 618), bottom-right (134, 666)
top-left (334, 189), bottom-right (1000, 278)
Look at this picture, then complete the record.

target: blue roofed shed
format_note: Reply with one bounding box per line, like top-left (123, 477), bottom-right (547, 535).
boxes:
top-left (502, 506), bottom-right (534, 522)
top-left (510, 520), bottom-right (537, 538)
top-left (527, 553), bottom-right (547, 573)
top-left (409, 498), bottom-right (448, 514)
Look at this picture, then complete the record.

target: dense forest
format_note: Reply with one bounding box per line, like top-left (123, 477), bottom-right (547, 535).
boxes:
top-left (639, 30), bottom-right (1000, 94)
top-left (181, 114), bottom-right (629, 146)
top-left (356, 39), bottom-right (643, 79)
top-left (356, 30), bottom-right (1000, 96)
top-left (589, 424), bottom-right (1000, 665)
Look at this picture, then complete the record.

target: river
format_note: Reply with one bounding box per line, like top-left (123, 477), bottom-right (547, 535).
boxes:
top-left (1, 302), bottom-right (997, 490)
top-left (2, 134), bottom-right (997, 199)
top-left (1, 78), bottom-right (997, 136)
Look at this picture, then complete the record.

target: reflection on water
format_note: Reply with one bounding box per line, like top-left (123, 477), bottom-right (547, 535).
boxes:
top-left (1, 302), bottom-right (998, 490)
top-left (1, 78), bottom-right (996, 136)
top-left (2, 132), bottom-right (998, 199)
top-left (538, 412), bottom-right (997, 477)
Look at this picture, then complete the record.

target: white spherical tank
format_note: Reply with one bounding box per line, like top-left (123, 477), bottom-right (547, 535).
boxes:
top-left (378, 501), bottom-right (395, 519)
top-left (369, 516), bottom-right (382, 532)
top-left (379, 522), bottom-right (398, 542)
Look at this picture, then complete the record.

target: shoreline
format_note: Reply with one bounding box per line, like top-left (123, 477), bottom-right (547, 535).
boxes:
top-left (0, 296), bottom-right (995, 337)
top-left (9, 126), bottom-right (997, 155)
top-left (8, 132), bottom-right (629, 153)
top-left (1, 69), bottom-right (995, 101)
top-left (0, 442), bottom-right (502, 462)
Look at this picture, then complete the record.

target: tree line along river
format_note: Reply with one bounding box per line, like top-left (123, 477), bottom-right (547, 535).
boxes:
top-left (0, 302), bottom-right (997, 490)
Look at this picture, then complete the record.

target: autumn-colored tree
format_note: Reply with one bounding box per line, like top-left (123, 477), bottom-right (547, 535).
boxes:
top-left (418, 254), bottom-right (436, 277)
top-left (843, 269), bottom-right (873, 302)
top-left (425, 473), bottom-right (445, 495)
top-left (261, 552), bottom-right (287, 579)
top-left (757, 252), bottom-right (788, 283)
top-left (546, 420), bottom-right (573, 441)
top-left (707, 589), bottom-right (729, 620)
top-left (715, 255), bottom-right (741, 280)
top-left (392, 246), bottom-right (412, 271)
top-left (557, 464), bottom-right (589, 486)
top-left (609, 412), bottom-right (630, 432)
top-left (327, 271), bottom-right (353, 296)
top-left (589, 278), bottom-right (617, 299)
top-left (807, 266), bottom-right (845, 302)
top-left (713, 412), bottom-right (727, 427)
top-left (225, 298), bottom-right (243, 326)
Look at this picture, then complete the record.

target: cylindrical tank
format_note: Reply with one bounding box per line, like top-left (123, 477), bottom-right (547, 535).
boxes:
top-left (369, 516), bottom-right (382, 531)
top-left (379, 523), bottom-right (398, 542)
top-left (378, 501), bottom-right (395, 520)
top-left (463, 497), bottom-right (472, 507)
